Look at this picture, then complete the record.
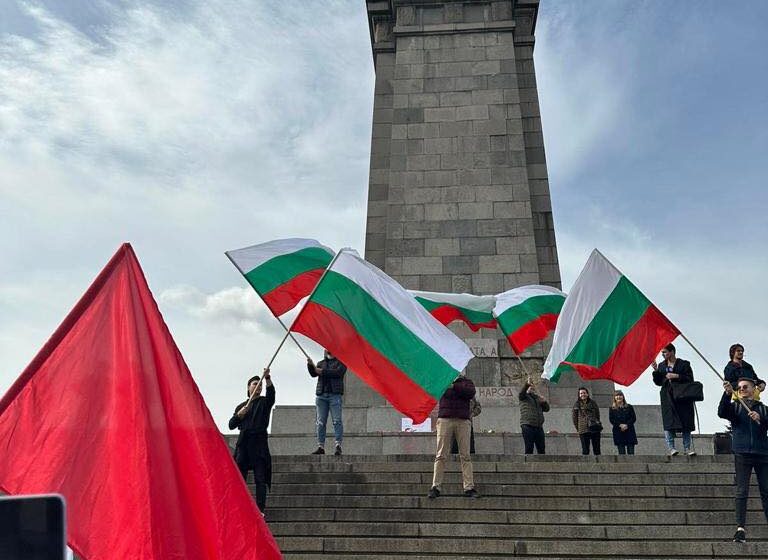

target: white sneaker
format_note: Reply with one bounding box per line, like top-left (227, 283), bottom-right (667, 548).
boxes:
top-left (668, 448), bottom-right (679, 456)
top-left (686, 449), bottom-right (697, 456)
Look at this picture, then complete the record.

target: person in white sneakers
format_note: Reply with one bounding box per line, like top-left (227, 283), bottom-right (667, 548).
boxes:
top-left (652, 343), bottom-right (697, 456)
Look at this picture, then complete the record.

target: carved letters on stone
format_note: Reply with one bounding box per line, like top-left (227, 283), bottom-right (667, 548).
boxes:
top-left (465, 339), bottom-right (498, 358)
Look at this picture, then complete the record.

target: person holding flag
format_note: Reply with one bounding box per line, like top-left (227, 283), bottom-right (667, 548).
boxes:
top-left (718, 377), bottom-right (768, 543)
top-left (229, 369), bottom-right (276, 513)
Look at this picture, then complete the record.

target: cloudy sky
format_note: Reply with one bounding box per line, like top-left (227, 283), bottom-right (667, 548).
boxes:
top-left (1, 0), bottom-right (766, 434)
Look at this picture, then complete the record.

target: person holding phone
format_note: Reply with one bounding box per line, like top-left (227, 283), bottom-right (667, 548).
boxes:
top-left (229, 369), bottom-right (275, 512)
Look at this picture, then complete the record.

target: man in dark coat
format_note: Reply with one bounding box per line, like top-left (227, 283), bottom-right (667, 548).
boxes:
top-left (428, 374), bottom-right (480, 499)
top-left (229, 368), bottom-right (275, 512)
top-left (519, 380), bottom-right (550, 454)
top-left (308, 349), bottom-right (346, 455)
top-left (652, 343), bottom-right (696, 456)
top-left (724, 343), bottom-right (765, 394)
top-left (718, 377), bottom-right (768, 543)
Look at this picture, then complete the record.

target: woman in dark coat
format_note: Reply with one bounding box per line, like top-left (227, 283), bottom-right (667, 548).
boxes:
top-left (652, 343), bottom-right (696, 456)
top-left (608, 390), bottom-right (638, 455)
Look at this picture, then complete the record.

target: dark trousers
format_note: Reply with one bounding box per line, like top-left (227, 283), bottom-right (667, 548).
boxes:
top-left (617, 444), bottom-right (635, 455)
top-left (734, 453), bottom-right (768, 528)
top-left (451, 422), bottom-right (476, 454)
top-left (236, 437), bottom-right (270, 512)
top-left (521, 424), bottom-right (546, 454)
top-left (580, 432), bottom-right (601, 455)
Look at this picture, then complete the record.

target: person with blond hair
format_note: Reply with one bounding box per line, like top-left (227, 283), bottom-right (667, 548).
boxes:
top-left (608, 390), bottom-right (638, 455)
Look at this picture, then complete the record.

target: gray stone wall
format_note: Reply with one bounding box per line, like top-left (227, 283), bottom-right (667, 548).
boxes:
top-left (360, 0), bottom-right (613, 414)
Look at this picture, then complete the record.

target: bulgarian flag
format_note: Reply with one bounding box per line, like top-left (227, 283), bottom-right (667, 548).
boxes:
top-left (543, 249), bottom-right (680, 386)
top-left (410, 290), bottom-right (497, 331)
top-left (226, 238), bottom-right (334, 316)
top-left (494, 285), bottom-right (566, 354)
top-left (292, 250), bottom-right (474, 423)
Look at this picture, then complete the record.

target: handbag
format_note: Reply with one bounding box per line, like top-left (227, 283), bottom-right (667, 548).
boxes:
top-left (670, 381), bottom-right (704, 402)
top-left (587, 418), bottom-right (603, 433)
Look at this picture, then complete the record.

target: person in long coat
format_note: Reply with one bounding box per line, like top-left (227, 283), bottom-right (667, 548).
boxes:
top-left (652, 343), bottom-right (696, 456)
top-left (608, 390), bottom-right (638, 455)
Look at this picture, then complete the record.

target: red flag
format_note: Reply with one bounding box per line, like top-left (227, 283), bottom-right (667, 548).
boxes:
top-left (0, 244), bottom-right (281, 560)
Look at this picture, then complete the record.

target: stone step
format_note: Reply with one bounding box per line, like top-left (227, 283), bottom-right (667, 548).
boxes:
top-left (268, 522), bottom-right (768, 540)
top-left (271, 458), bottom-right (734, 474)
top-left (267, 494), bottom-right (764, 511)
top-left (266, 508), bottom-right (767, 526)
top-left (271, 470), bottom-right (739, 485)
top-left (272, 453), bottom-right (731, 464)
top-left (275, 537), bottom-right (768, 557)
top-left (270, 482), bottom-right (738, 497)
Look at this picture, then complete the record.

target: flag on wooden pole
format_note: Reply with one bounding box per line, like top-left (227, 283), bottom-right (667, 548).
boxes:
top-left (543, 249), bottom-right (680, 386)
top-left (410, 290), bottom-right (497, 331)
top-left (291, 250), bottom-right (474, 423)
top-left (493, 285), bottom-right (566, 354)
top-left (226, 238), bottom-right (334, 316)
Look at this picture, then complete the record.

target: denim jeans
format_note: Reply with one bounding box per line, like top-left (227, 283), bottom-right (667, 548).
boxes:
top-left (617, 444), bottom-right (635, 455)
top-left (664, 430), bottom-right (692, 451)
top-left (579, 432), bottom-right (601, 455)
top-left (734, 453), bottom-right (768, 528)
top-left (316, 393), bottom-right (343, 446)
top-left (521, 425), bottom-right (546, 454)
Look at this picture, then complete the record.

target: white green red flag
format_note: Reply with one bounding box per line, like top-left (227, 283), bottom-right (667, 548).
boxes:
top-left (226, 238), bottom-right (334, 316)
top-left (292, 250), bottom-right (474, 423)
top-left (410, 290), bottom-right (497, 332)
top-left (543, 250), bottom-right (680, 386)
top-left (494, 285), bottom-right (566, 354)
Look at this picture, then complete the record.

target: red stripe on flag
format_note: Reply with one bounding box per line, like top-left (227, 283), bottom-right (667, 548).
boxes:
top-left (429, 305), bottom-right (497, 332)
top-left (262, 268), bottom-right (324, 316)
top-left (563, 305), bottom-right (680, 386)
top-left (293, 301), bottom-right (438, 423)
top-left (506, 313), bottom-right (559, 354)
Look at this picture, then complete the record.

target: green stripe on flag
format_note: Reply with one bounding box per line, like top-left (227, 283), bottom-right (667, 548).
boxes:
top-left (496, 294), bottom-right (565, 333)
top-left (551, 276), bottom-right (650, 382)
top-left (243, 247), bottom-right (332, 295)
top-left (414, 297), bottom-right (494, 325)
top-left (311, 272), bottom-right (460, 399)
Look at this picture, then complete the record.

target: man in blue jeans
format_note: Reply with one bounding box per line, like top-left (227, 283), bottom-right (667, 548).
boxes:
top-left (718, 377), bottom-right (768, 543)
top-left (307, 350), bottom-right (346, 455)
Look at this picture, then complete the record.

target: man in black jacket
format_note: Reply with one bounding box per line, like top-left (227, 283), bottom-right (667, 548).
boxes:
top-left (519, 379), bottom-right (550, 454)
top-left (724, 343), bottom-right (765, 394)
top-left (428, 374), bottom-right (480, 499)
top-left (229, 368), bottom-right (275, 512)
top-left (308, 350), bottom-right (346, 455)
top-left (718, 378), bottom-right (768, 543)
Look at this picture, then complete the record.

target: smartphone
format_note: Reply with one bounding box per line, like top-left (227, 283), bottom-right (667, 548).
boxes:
top-left (0, 494), bottom-right (66, 560)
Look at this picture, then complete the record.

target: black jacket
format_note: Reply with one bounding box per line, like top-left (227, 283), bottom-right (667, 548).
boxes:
top-left (609, 404), bottom-right (638, 446)
top-left (652, 359), bottom-right (696, 432)
top-left (438, 378), bottom-right (476, 420)
top-left (308, 357), bottom-right (346, 395)
top-left (718, 392), bottom-right (768, 455)
top-left (229, 384), bottom-right (276, 435)
top-left (724, 360), bottom-right (763, 390)
top-left (519, 383), bottom-right (550, 428)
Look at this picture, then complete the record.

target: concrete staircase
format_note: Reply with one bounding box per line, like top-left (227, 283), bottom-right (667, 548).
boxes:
top-left (263, 454), bottom-right (768, 559)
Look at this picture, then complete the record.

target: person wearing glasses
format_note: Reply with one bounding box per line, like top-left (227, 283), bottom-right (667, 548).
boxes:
top-left (652, 343), bottom-right (696, 456)
top-left (718, 377), bottom-right (768, 543)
